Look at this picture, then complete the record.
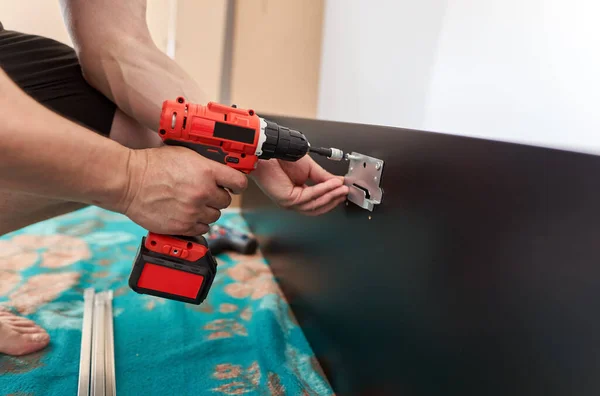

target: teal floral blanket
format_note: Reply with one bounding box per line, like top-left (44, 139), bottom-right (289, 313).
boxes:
top-left (0, 207), bottom-right (332, 396)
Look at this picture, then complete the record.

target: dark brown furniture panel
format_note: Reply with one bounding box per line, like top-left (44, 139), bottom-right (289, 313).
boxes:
top-left (242, 116), bottom-right (600, 396)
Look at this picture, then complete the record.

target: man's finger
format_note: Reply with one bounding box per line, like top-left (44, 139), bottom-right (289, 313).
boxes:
top-left (188, 223), bottom-right (209, 236)
top-left (304, 196), bottom-right (346, 217)
top-left (198, 207), bottom-right (221, 225)
top-left (179, 222), bottom-right (209, 236)
top-left (288, 178), bottom-right (343, 207)
top-left (294, 185), bottom-right (349, 212)
top-left (212, 164), bottom-right (248, 194)
top-left (208, 187), bottom-right (232, 209)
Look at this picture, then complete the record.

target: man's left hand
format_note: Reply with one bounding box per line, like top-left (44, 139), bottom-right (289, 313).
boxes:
top-left (251, 156), bottom-right (349, 216)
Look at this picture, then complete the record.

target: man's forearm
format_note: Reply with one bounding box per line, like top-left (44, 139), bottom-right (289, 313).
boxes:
top-left (0, 69), bottom-right (133, 211)
top-left (61, 0), bottom-right (206, 133)
top-left (78, 38), bottom-right (207, 133)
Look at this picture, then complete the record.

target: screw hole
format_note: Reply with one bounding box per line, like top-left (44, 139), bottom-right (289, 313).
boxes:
top-left (241, 153), bottom-right (246, 158)
top-left (159, 129), bottom-right (166, 135)
top-left (187, 242), bottom-right (193, 249)
top-left (177, 97), bottom-right (184, 103)
top-left (249, 110), bottom-right (255, 116)
top-left (150, 240), bottom-right (157, 246)
top-left (363, 162), bottom-right (366, 168)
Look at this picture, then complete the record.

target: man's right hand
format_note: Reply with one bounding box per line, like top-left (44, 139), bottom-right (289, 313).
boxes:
top-left (115, 146), bottom-right (248, 236)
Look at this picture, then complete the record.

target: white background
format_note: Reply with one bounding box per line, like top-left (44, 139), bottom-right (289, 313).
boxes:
top-left (318, 0), bottom-right (600, 155)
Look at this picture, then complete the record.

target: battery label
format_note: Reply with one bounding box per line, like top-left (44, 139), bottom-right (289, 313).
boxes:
top-left (137, 263), bottom-right (204, 299)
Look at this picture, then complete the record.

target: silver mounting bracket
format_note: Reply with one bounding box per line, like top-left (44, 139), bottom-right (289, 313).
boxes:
top-left (344, 152), bottom-right (384, 211)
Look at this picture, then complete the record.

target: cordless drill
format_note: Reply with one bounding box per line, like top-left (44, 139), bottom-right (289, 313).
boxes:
top-left (129, 97), bottom-right (345, 305)
top-left (207, 224), bottom-right (258, 255)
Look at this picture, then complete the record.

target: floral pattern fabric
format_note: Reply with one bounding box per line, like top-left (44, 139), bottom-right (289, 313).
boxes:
top-left (0, 207), bottom-right (333, 396)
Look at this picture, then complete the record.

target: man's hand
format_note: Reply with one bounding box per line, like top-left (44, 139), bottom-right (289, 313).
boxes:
top-left (116, 146), bottom-right (248, 236)
top-left (252, 156), bottom-right (349, 216)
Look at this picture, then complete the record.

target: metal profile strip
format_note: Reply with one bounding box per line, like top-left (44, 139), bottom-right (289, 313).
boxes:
top-left (79, 289), bottom-right (116, 395)
top-left (91, 292), bottom-right (106, 396)
top-left (104, 290), bottom-right (116, 396)
top-left (78, 288), bottom-right (95, 396)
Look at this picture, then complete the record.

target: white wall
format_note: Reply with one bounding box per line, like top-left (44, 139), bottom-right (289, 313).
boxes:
top-left (318, 0), bottom-right (600, 155)
top-left (318, 0), bottom-right (447, 129)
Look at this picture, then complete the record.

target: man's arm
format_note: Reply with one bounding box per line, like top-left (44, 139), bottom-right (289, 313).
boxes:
top-left (0, 67), bottom-right (247, 236)
top-left (61, 0), bottom-right (350, 214)
top-left (0, 68), bottom-right (131, 209)
top-left (60, 0), bottom-right (206, 132)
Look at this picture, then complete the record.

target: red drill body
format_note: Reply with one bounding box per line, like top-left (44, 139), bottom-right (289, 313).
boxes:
top-left (158, 97), bottom-right (263, 173)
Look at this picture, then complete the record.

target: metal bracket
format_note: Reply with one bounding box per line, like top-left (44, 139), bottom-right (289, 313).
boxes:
top-left (344, 152), bottom-right (384, 211)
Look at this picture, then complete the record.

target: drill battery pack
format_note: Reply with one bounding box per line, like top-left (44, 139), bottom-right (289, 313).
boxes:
top-left (128, 233), bottom-right (217, 305)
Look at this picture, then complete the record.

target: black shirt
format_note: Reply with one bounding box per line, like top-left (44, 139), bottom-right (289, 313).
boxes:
top-left (0, 21), bottom-right (116, 136)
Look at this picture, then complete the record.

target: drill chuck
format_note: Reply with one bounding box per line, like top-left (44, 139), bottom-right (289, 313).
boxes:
top-left (258, 119), bottom-right (309, 161)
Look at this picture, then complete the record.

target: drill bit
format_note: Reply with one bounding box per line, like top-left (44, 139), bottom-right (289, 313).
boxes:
top-left (309, 146), bottom-right (347, 161)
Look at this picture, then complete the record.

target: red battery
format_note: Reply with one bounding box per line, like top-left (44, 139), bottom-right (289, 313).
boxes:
top-left (129, 233), bottom-right (217, 304)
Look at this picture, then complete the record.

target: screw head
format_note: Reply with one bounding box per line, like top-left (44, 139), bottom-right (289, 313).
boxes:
top-left (375, 162), bottom-right (382, 170)
top-left (374, 176), bottom-right (378, 181)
